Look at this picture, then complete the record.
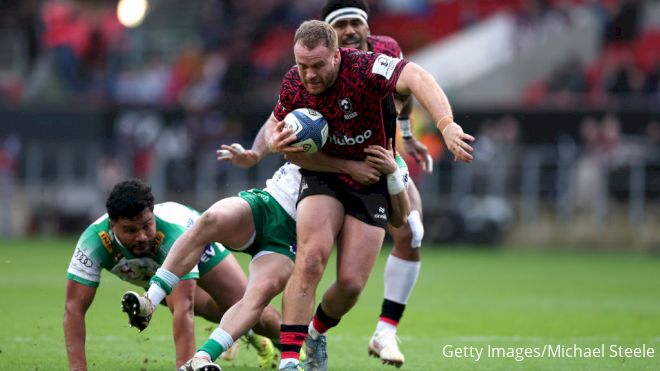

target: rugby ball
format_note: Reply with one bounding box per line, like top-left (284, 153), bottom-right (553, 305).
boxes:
top-left (283, 108), bottom-right (329, 153)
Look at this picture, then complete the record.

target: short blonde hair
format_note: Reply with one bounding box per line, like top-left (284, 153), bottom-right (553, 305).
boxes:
top-left (293, 20), bottom-right (338, 51)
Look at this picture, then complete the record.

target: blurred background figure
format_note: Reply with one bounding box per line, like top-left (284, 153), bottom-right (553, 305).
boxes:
top-left (0, 134), bottom-right (20, 238)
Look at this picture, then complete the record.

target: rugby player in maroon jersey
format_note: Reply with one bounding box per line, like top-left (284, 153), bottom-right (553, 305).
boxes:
top-left (321, 0), bottom-right (431, 366)
top-left (267, 20), bottom-right (473, 371)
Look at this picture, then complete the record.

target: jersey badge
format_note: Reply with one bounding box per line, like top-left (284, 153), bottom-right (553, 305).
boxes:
top-left (98, 231), bottom-right (113, 254)
top-left (372, 55), bottom-right (400, 80)
top-left (338, 98), bottom-right (358, 120)
top-left (153, 231), bottom-right (165, 254)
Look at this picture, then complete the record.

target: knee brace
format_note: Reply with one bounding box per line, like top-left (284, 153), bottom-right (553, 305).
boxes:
top-left (407, 210), bottom-right (424, 248)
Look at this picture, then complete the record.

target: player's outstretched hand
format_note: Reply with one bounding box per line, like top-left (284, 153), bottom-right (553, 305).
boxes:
top-left (364, 139), bottom-right (397, 175)
top-left (268, 120), bottom-right (306, 154)
top-left (402, 138), bottom-right (433, 174)
top-left (216, 143), bottom-right (260, 168)
top-left (442, 122), bottom-right (475, 163)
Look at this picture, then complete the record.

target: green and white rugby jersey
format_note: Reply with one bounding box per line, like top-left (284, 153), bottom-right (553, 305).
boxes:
top-left (66, 202), bottom-right (227, 289)
top-left (263, 162), bottom-right (302, 220)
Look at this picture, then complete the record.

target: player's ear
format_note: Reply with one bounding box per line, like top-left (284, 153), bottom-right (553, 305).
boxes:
top-left (333, 49), bottom-right (341, 64)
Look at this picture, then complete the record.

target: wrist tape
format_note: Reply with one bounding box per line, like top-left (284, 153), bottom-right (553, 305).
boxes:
top-left (398, 118), bottom-right (413, 139)
top-left (387, 168), bottom-right (405, 195)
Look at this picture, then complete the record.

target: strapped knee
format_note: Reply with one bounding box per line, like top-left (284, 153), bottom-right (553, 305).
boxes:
top-left (408, 210), bottom-right (424, 248)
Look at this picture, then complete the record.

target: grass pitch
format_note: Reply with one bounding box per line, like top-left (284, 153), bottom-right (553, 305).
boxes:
top-left (0, 238), bottom-right (658, 370)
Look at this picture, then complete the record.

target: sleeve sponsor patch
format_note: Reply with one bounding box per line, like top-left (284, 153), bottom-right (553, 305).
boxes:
top-left (371, 54), bottom-right (401, 80)
top-left (67, 247), bottom-right (102, 284)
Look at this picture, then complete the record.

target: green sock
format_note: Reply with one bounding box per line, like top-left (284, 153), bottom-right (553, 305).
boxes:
top-left (198, 328), bottom-right (234, 361)
top-left (198, 339), bottom-right (225, 361)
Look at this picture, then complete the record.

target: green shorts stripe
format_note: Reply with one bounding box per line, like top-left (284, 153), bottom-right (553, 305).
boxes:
top-left (239, 189), bottom-right (297, 261)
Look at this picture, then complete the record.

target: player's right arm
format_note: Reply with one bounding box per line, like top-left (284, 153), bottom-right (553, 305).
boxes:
top-left (395, 62), bottom-right (474, 163)
top-left (64, 226), bottom-right (108, 371)
top-left (164, 278), bottom-right (196, 368)
top-left (64, 280), bottom-right (97, 371)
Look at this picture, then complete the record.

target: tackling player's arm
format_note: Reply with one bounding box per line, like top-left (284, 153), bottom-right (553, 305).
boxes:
top-left (395, 62), bottom-right (475, 163)
top-left (64, 280), bottom-right (97, 371)
top-left (216, 113), bottom-right (280, 168)
top-left (267, 119), bottom-right (383, 184)
top-left (164, 278), bottom-right (197, 368)
top-left (364, 139), bottom-right (410, 227)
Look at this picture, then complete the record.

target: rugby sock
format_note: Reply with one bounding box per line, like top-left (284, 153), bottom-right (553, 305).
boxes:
top-left (384, 255), bottom-right (420, 304)
top-left (310, 303), bottom-right (340, 338)
top-left (197, 328), bottom-right (234, 361)
top-left (279, 324), bottom-right (308, 366)
top-left (145, 284), bottom-right (166, 311)
top-left (271, 338), bottom-right (283, 351)
top-left (149, 267), bottom-right (180, 295)
top-left (378, 299), bottom-right (406, 330)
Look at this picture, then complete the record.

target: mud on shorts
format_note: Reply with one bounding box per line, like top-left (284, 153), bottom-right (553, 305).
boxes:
top-left (238, 189), bottom-right (297, 261)
top-left (298, 170), bottom-right (392, 229)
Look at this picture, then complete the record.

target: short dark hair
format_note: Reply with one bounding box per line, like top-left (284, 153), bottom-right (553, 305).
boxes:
top-left (294, 20), bottom-right (338, 51)
top-left (321, 0), bottom-right (370, 20)
top-left (105, 179), bottom-right (155, 220)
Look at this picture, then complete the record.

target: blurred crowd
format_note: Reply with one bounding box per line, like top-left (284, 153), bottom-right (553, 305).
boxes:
top-left (5, 1), bottom-right (654, 111)
top-left (526, 0), bottom-right (660, 108)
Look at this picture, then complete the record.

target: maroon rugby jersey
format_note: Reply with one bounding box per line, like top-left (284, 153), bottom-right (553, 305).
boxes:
top-left (367, 35), bottom-right (402, 58)
top-left (368, 35), bottom-right (403, 143)
top-left (274, 48), bottom-right (408, 162)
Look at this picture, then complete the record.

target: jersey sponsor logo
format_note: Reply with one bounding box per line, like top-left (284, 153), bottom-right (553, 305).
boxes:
top-left (74, 248), bottom-right (93, 268)
top-left (338, 98), bottom-right (358, 120)
top-left (200, 244), bottom-right (216, 263)
top-left (371, 55), bottom-right (400, 80)
top-left (258, 193), bottom-right (270, 202)
top-left (98, 231), bottom-right (112, 253)
top-left (329, 129), bottom-right (372, 146)
top-left (153, 231), bottom-right (164, 253)
top-left (374, 206), bottom-right (387, 221)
